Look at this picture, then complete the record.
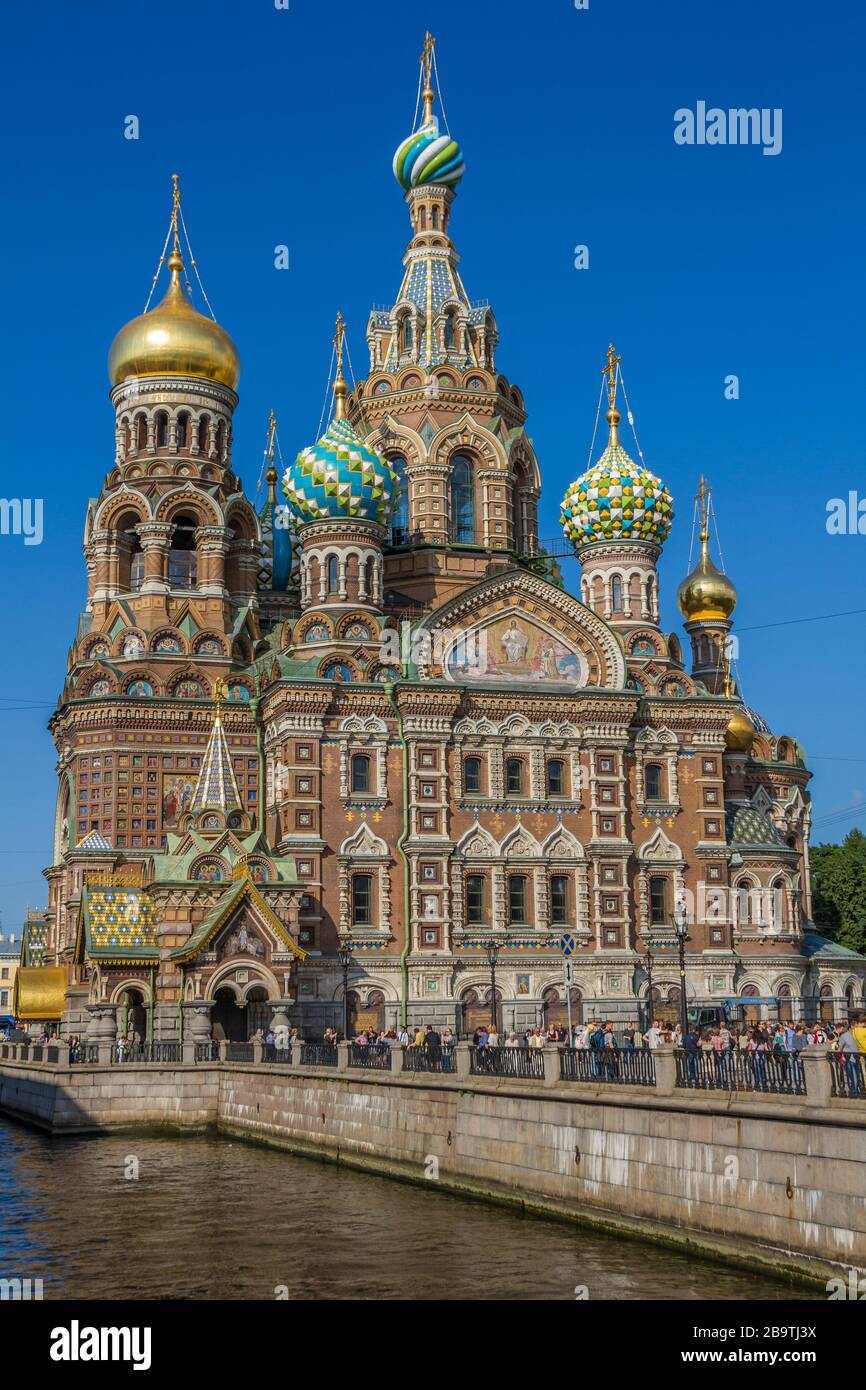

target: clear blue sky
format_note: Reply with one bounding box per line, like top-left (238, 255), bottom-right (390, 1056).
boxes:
top-left (0, 0), bottom-right (863, 931)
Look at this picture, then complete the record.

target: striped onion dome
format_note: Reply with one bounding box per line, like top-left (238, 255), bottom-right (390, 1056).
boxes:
top-left (393, 116), bottom-right (465, 191)
top-left (282, 417), bottom-right (399, 526)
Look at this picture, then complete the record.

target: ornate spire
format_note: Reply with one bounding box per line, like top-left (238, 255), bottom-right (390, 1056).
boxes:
top-left (191, 680), bottom-right (242, 816)
top-left (265, 408), bottom-right (278, 503)
top-left (603, 342), bottom-right (622, 446)
top-left (421, 31), bottom-right (436, 126)
top-left (333, 311), bottom-right (347, 422)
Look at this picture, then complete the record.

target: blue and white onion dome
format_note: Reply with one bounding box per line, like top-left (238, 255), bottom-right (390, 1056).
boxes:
top-left (393, 113), bottom-right (465, 191)
top-left (560, 412), bottom-right (674, 549)
top-left (282, 416), bottom-right (399, 527)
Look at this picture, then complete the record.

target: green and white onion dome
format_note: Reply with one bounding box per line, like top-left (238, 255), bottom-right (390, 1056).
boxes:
top-left (393, 115), bottom-right (465, 191)
top-left (282, 417), bottom-right (399, 526)
top-left (560, 432), bottom-right (674, 549)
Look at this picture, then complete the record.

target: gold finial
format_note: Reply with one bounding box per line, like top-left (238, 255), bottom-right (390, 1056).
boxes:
top-left (421, 31), bottom-right (436, 125)
top-left (696, 475), bottom-right (710, 545)
top-left (333, 311), bottom-right (348, 421)
top-left (266, 408), bottom-right (278, 501)
top-left (168, 173), bottom-right (184, 273)
top-left (603, 342), bottom-right (622, 444)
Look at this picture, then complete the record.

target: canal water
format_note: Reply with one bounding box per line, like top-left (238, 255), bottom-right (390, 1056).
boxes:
top-left (0, 1118), bottom-right (815, 1300)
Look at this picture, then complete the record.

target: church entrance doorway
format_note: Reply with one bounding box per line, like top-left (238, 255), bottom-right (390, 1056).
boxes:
top-left (119, 988), bottom-right (148, 1043)
top-left (211, 987), bottom-right (246, 1042)
top-left (461, 988), bottom-right (501, 1036)
top-left (542, 986), bottom-right (583, 1030)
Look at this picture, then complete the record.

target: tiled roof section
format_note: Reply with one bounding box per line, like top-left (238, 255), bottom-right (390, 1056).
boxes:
top-left (84, 888), bottom-right (158, 956)
top-left (725, 803), bottom-right (788, 851)
top-left (801, 928), bottom-right (866, 962)
top-left (75, 829), bottom-right (113, 851)
top-left (191, 712), bottom-right (242, 815)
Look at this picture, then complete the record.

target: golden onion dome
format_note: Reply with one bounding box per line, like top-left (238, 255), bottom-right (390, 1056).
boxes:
top-left (108, 249), bottom-right (240, 391)
top-left (678, 536), bottom-right (737, 621)
top-left (725, 705), bottom-right (755, 753)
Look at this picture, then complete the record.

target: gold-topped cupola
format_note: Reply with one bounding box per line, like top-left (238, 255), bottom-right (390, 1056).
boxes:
top-left (107, 175), bottom-right (240, 391)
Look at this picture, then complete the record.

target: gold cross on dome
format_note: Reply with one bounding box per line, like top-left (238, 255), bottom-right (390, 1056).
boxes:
top-left (421, 31), bottom-right (435, 85)
top-left (602, 343), bottom-right (621, 408)
top-left (333, 312), bottom-right (346, 375)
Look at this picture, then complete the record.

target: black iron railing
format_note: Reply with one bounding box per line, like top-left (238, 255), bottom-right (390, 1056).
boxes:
top-left (469, 1046), bottom-right (545, 1079)
top-left (225, 1042), bottom-right (254, 1062)
top-left (830, 1052), bottom-right (866, 1098)
top-left (402, 1045), bottom-right (457, 1074)
top-left (560, 1048), bottom-right (656, 1087)
top-left (195, 1042), bottom-right (220, 1063)
top-left (300, 1044), bottom-right (338, 1067)
top-left (348, 1043), bottom-right (392, 1071)
top-left (675, 1050), bottom-right (806, 1096)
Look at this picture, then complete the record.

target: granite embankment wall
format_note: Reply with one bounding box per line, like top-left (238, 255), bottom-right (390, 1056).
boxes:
top-left (2, 1050), bottom-right (865, 1285)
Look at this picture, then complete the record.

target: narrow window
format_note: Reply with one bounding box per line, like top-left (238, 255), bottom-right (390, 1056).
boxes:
top-left (327, 556), bottom-right (339, 593)
top-left (547, 759), bottom-right (565, 798)
top-left (464, 756), bottom-right (482, 794)
top-left (449, 455), bottom-right (475, 543)
top-left (155, 412), bottom-right (168, 448)
top-left (649, 876), bottom-right (668, 926)
top-left (508, 875), bottom-right (528, 925)
top-left (466, 874), bottom-right (485, 924)
top-left (389, 455), bottom-right (409, 545)
top-left (611, 575), bottom-right (623, 612)
top-left (198, 416), bottom-right (210, 453)
top-left (645, 764), bottom-right (663, 801)
top-left (351, 754), bottom-right (370, 794)
top-left (177, 413), bottom-right (189, 448)
top-left (551, 875), bottom-right (569, 925)
top-left (506, 758), bottom-right (523, 795)
top-left (352, 874), bottom-right (372, 925)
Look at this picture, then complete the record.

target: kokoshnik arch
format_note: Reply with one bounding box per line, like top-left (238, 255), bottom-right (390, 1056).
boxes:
top-left (16, 35), bottom-right (866, 1043)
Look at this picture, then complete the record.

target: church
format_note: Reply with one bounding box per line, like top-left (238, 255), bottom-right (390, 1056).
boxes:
top-left (16, 37), bottom-right (866, 1043)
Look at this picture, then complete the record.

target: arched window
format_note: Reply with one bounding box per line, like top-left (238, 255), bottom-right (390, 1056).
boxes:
top-left (215, 421), bottom-right (225, 459)
top-left (611, 575), bottom-right (624, 612)
top-left (546, 759), bottom-right (565, 798)
top-left (327, 555), bottom-right (339, 594)
top-left (464, 756), bottom-right (482, 794)
top-left (401, 316), bottom-right (413, 352)
top-left (645, 764), bottom-right (664, 801)
top-left (465, 874), bottom-right (485, 924)
top-left (389, 455), bottom-right (409, 545)
top-left (450, 455), bottom-right (475, 543)
top-left (135, 415), bottom-right (147, 451)
top-left (176, 413), bottom-right (189, 449)
top-left (505, 758), bottom-right (523, 796)
top-left (351, 754), bottom-right (371, 794)
top-left (443, 311), bottom-right (456, 349)
top-left (155, 412), bottom-right (168, 448)
top-left (197, 415), bottom-right (210, 454)
top-left (419, 207), bottom-right (427, 231)
top-left (431, 206), bottom-right (439, 230)
top-left (168, 515), bottom-right (197, 589)
top-left (364, 555), bottom-right (376, 599)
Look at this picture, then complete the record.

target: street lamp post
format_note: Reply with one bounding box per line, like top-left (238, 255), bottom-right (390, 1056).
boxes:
top-left (642, 947), bottom-right (655, 1035)
top-left (337, 945), bottom-right (352, 1041)
top-left (485, 940), bottom-right (500, 1034)
top-left (673, 901), bottom-right (690, 1039)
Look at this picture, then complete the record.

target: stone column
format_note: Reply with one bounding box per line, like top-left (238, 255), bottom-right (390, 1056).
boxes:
top-left (542, 1044), bottom-right (563, 1088)
top-left (182, 1001), bottom-right (213, 1063)
top-left (455, 1040), bottom-right (472, 1079)
top-left (136, 523), bottom-right (173, 595)
top-left (800, 1044), bottom-right (833, 1109)
top-left (653, 1042), bottom-right (676, 1096)
top-left (389, 1040), bottom-right (405, 1074)
top-left (291, 1039), bottom-right (303, 1069)
top-left (336, 1040), bottom-right (350, 1072)
top-left (86, 1003), bottom-right (118, 1065)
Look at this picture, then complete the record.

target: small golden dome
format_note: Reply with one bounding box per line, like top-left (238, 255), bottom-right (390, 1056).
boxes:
top-left (678, 538), bottom-right (737, 621)
top-left (108, 250), bottom-right (240, 390)
top-left (725, 706), bottom-right (754, 753)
